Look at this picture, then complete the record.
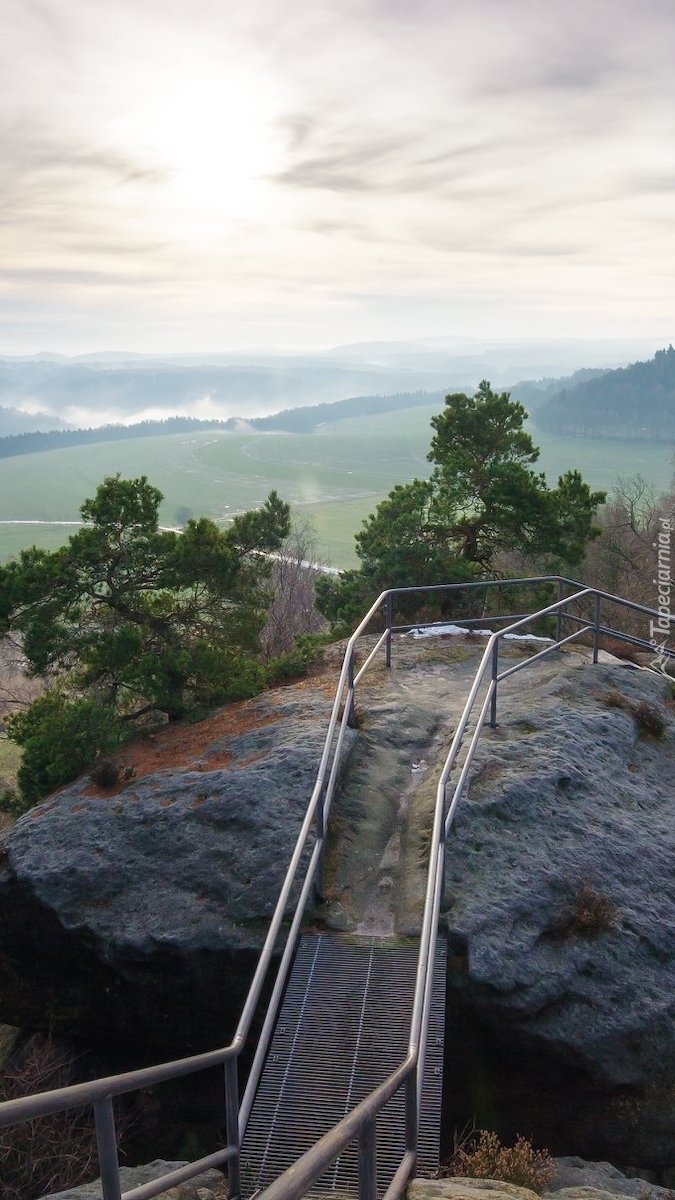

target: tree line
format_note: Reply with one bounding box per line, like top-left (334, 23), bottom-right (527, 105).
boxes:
top-left (536, 345), bottom-right (675, 439)
top-left (0, 417), bottom-right (231, 459)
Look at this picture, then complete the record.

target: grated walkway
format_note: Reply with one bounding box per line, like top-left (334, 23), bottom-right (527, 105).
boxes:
top-left (241, 933), bottom-right (446, 1197)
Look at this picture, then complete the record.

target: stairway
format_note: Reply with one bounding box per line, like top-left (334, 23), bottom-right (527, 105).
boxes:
top-left (241, 933), bottom-right (446, 1197)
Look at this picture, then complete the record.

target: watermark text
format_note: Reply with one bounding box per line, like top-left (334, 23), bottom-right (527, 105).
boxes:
top-left (650, 517), bottom-right (673, 674)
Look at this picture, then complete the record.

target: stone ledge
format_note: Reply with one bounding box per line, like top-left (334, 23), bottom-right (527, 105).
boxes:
top-left (42, 1159), bottom-right (228, 1200)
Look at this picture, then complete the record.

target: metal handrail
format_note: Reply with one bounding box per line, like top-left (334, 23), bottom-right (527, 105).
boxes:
top-left (0, 583), bottom-right (400, 1200)
top-left (255, 582), bottom-right (674, 1200)
top-left (0, 577), bottom-right (672, 1200)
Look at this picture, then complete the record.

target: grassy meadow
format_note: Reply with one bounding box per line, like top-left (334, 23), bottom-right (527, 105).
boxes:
top-left (0, 405), bottom-right (672, 568)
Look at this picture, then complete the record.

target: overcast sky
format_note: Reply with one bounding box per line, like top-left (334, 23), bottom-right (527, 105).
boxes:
top-left (1, 0), bottom-right (674, 355)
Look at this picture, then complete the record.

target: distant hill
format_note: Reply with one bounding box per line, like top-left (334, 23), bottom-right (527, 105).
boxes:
top-left (509, 367), bottom-right (610, 413)
top-left (250, 390), bottom-right (445, 432)
top-left (0, 417), bottom-right (231, 460)
top-left (0, 355), bottom-right (458, 426)
top-left (0, 392), bottom-right (445, 460)
top-left (0, 339), bottom-right (657, 429)
top-left (0, 405), bottom-right (71, 436)
top-left (535, 346), bottom-right (675, 439)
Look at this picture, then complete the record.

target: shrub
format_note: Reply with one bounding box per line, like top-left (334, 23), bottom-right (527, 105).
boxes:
top-left (0, 1033), bottom-right (98, 1200)
top-left (442, 1127), bottom-right (555, 1194)
top-left (631, 699), bottom-right (666, 737)
top-left (266, 633), bottom-right (331, 685)
top-left (603, 691), bottom-right (667, 736)
top-left (0, 787), bottom-right (28, 819)
top-left (549, 881), bottom-right (618, 940)
top-left (6, 691), bottom-right (125, 806)
top-left (88, 758), bottom-right (122, 788)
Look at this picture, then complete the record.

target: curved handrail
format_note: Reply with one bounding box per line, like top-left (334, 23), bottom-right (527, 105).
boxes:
top-left (0, 584), bottom-right (398, 1200)
top-left (0, 576), bottom-right (672, 1200)
top-left (254, 582), bottom-right (674, 1200)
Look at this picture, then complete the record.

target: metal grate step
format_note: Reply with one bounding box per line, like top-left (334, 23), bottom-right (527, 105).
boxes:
top-left (241, 933), bottom-right (446, 1197)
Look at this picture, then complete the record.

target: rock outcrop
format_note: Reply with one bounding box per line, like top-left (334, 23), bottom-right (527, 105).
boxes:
top-left (409, 1158), bottom-right (675, 1200)
top-left (0, 681), bottom-right (348, 1053)
top-left (441, 660), bottom-right (675, 1164)
top-left (43, 1160), bottom-right (227, 1199)
top-left (2, 637), bottom-right (675, 1170)
top-left (41, 1153), bottom-right (675, 1200)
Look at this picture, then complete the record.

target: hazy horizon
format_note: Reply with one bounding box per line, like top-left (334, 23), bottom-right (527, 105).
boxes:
top-left (0, 334), bottom-right (667, 429)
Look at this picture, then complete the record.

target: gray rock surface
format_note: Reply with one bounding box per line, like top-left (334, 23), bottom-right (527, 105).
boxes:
top-left (46, 1155), bottom-right (669, 1200)
top-left (435, 660), bottom-right (675, 1164)
top-left (3, 638), bottom-right (675, 1168)
top-left (43, 1159), bottom-right (227, 1199)
top-left (444, 662), bottom-right (675, 1092)
top-left (550, 1157), bottom-right (660, 1195)
top-left (410, 1159), bottom-right (675, 1200)
top-left (0, 682), bottom-right (352, 1050)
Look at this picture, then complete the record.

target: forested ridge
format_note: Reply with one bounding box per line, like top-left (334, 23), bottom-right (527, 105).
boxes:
top-left (249, 389), bottom-right (444, 430)
top-left (536, 345), bottom-right (675, 438)
top-left (0, 417), bottom-right (231, 459)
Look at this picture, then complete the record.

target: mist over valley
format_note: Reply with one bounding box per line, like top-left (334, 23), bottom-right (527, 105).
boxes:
top-left (0, 339), bottom-right (672, 571)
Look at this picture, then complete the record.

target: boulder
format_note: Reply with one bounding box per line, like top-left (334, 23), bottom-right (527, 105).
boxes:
top-left (409, 1160), bottom-right (675, 1200)
top-left (550, 1156), bottom-right (660, 1194)
top-left (42, 1159), bottom-right (227, 1199)
top-left (409, 1180), bottom-right (541, 1200)
top-left (442, 662), bottom-right (675, 1161)
top-left (0, 683), bottom-right (350, 1054)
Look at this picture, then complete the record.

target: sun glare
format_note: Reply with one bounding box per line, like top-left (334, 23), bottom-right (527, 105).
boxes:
top-left (117, 57), bottom-right (284, 241)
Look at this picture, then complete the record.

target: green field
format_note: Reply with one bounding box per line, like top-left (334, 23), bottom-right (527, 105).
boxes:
top-left (0, 407), bottom-right (672, 568)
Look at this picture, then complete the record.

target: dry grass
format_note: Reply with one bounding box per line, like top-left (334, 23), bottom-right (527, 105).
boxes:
top-left (598, 635), bottom-right (643, 664)
top-left (602, 691), bottom-right (667, 737)
top-left (440, 1127), bottom-right (555, 1195)
top-left (545, 881), bottom-right (619, 942)
top-left (631, 699), bottom-right (667, 737)
top-left (603, 689), bottom-right (628, 710)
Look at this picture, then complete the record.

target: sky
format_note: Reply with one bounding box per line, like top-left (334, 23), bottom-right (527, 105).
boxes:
top-left (1, 0), bottom-right (674, 356)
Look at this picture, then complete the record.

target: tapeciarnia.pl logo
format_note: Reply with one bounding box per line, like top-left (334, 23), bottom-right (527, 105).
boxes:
top-left (650, 516), bottom-right (673, 674)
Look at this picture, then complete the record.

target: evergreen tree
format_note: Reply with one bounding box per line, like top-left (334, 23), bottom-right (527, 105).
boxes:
top-left (317, 382), bottom-right (605, 628)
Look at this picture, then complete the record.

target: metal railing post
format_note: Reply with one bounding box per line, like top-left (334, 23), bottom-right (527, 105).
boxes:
top-left (225, 1059), bottom-right (242, 1200)
top-left (315, 782), bottom-right (326, 900)
top-left (405, 1068), bottom-right (418, 1158)
top-left (358, 1119), bottom-right (378, 1200)
top-left (593, 593), bottom-right (601, 663)
top-left (346, 650), bottom-right (356, 728)
top-left (440, 783), bottom-right (449, 900)
top-left (385, 593), bottom-right (393, 669)
top-left (557, 579), bottom-right (564, 643)
top-left (94, 1096), bottom-right (122, 1200)
top-left (490, 639), bottom-right (499, 727)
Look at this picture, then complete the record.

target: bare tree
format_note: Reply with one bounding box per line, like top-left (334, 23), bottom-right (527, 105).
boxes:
top-left (0, 635), bottom-right (44, 720)
top-left (261, 517), bottom-right (328, 660)
top-left (581, 473), bottom-right (675, 639)
top-left (0, 1033), bottom-right (98, 1200)
top-left (584, 476), bottom-right (673, 594)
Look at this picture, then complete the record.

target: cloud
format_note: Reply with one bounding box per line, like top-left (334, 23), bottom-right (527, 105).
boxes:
top-left (622, 171), bottom-right (675, 197)
top-left (1, 0), bottom-right (674, 353)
